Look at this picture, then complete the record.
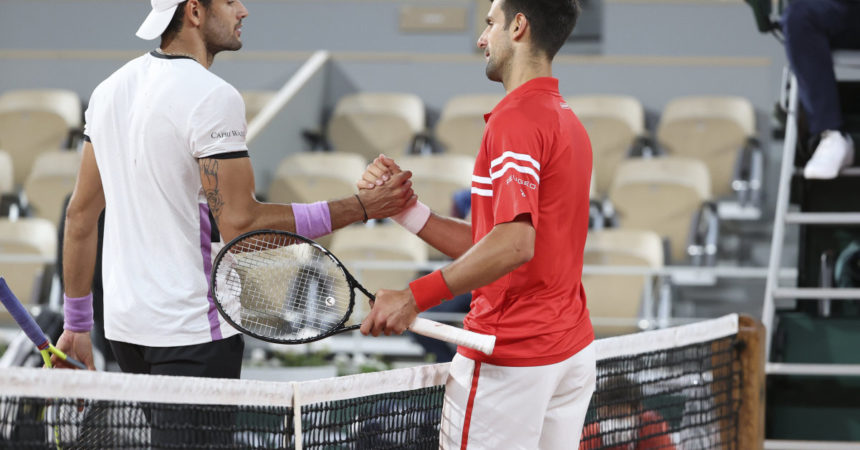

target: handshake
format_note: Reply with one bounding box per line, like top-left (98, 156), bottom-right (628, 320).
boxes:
top-left (354, 154), bottom-right (431, 234)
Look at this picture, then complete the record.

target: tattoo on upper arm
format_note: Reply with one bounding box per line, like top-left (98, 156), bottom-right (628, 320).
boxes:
top-left (201, 159), bottom-right (225, 221)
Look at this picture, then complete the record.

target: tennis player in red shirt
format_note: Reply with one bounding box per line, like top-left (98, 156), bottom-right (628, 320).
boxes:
top-left (359, 0), bottom-right (594, 448)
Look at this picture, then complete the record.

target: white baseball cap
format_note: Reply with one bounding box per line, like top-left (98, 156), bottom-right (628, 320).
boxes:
top-left (136, 0), bottom-right (184, 40)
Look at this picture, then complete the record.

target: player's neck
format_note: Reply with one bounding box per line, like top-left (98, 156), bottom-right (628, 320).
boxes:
top-left (502, 55), bottom-right (552, 94)
top-left (160, 33), bottom-right (211, 69)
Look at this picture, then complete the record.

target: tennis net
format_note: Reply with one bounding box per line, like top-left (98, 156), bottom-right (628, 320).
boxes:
top-left (0, 314), bottom-right (762, 449)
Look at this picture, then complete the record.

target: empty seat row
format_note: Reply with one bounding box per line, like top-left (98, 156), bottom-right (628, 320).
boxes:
top-left (573, 95), bottom-right (758, 201)
top-left (0, 88), bottom-right (83, 229)
top-left (302, 220), bottom-right (663, 338)
top-left (268, 149), bottom-right (714, 265)
top-left (608, 156), bottom-right (712, 263)
top-left (304, 221), bottom-right (665, 338)
top-left (23, 151), bottom-right (81, 226)
top-left (268, 151), bottom-right (474, 259)
top-left (584, 228), bottom-right (664, 337)
top-left (0, 89), bottom-right (82, 188)
top-left (321, 92), bottom-right (759, 207)
top-left (0, 150), bottom-right (80, 227)
top-left (264, 153), bottom-right (688, 337)
top-left (328, 93), bottom-right (426, 159)
top-left (0, 217), bottom-right (57, 326)
top-left (269, 151), bottom-right (474, 219)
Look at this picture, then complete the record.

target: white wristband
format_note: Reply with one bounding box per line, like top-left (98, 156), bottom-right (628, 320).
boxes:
top-left (392, 201), bottom-right (431, 234)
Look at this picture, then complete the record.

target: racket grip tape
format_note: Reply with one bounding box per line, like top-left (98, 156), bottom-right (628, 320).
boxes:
top-left (0, 277), bottom-right (50, 349)
top-left (48, 345), bottom-right (87, 370)
top-left (409, 317), bottom-right (496, 356)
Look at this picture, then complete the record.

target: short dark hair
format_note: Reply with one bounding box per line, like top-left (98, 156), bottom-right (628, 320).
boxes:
top-left (498, 0), bottom-right (580, 59)
top-left (162, 0), bottom-right (213, 40)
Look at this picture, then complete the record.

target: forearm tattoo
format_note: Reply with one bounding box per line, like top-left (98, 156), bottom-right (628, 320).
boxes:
top-left (201, 159), bottom-right (225, 221)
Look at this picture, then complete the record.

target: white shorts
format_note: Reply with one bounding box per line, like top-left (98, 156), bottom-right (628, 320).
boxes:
top-left (439, 342), bottom-right (596, 450)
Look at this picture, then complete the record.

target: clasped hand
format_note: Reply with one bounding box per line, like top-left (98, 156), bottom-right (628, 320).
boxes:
top-left (356, 154), bottom-right (421, 336)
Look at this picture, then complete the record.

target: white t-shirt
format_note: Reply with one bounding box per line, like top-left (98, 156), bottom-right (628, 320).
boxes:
top-left (84, 51), bottom-right (245, 346)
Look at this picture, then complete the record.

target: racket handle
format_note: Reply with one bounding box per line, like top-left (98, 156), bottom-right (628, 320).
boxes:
top-left (48, 344), bottom-right (88, 370)
top-left (409, 317), bottom-right (496, 356)
top-left (0, 277), bottom-right (50, 349)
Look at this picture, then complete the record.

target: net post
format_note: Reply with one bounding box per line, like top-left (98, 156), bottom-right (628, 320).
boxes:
top-left (712, 319), bottom-right (739, 447)
top-left (292, 381), bottom-right (304, 450)
top-left (737, 314), bottom-right (766, 449)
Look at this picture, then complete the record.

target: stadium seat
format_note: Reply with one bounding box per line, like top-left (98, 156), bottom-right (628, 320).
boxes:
top-left (435, 94), bottom-right (504, 156)
top-left (0, 150), bottom-right (12, 195)
top-left (590, 168), bottom-right (598, 197)
top-left (584, 228), bottom-right (664, 336)
top-left (268, 151), bottom-right (366, 205)
top-left (0, 89), bottom-right (82, 187)
top-left (608, 157), bottom-right (712, 263)
top-left (566, 95), bottom-right (646, 198)
top-left (398, 154), bottom-right (474, 216)
top-left (328, 224), bottom-right (427, 321)
top-left (23, 150), bottom-right (81, 227)
top-left (240, 90), bottom-right (276, 124)
top-left (327, 93), bottom-right (425, 161)
top-left (0, 218), bottom-right (56, 320)
top-left (656, 96), bottom-right (756, 198)
top-left (398, 153), bottom-right (475, 260)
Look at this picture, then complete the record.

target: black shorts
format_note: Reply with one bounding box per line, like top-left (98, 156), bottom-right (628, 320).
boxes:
top-left (108, 334), bottom-right (244, 379)
top-left (108, 335), bottom-right (245, 448)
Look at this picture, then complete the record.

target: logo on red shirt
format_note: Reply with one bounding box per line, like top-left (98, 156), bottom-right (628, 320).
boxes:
top-left (505, 174), bottom-right (538, 191)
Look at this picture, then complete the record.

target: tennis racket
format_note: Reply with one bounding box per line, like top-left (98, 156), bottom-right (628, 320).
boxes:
top-left (210, 229), bottom-right (495, 355)
top-left (0, 277), bottom-right (86, 370)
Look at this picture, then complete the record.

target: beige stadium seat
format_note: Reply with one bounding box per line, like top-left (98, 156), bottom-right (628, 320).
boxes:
top-left (0, 150), bottom-right (12, 195)
top-left (268, 151), bottom-right (366, 205)
top-left (590, 168), bottom-right (598, 199)
top-left (566, 95), bottom-right (645, 198)
top-left (329, 224), bottom-right (428, 321)
top-left (327, 92), bottom-right (425, 161)
top-left (0, 218), bottom-right (56, 324)
top-left (609, 157), bottom-right (711, 263)
top-left (240, 90), bottom-right (276, 124)
top-left (23, 151), bottom-right (81, 227)
top-left (0, 89), bottom-right (82, 186)
top-left (584, 229), bottom-right (663, 337)
top-left (656, 96), bottom-right (755, 198)
top-left (399, 154), bottom-right (474, 260)
top-left (435, 94), bottom-right (504, 156)
top-left (399, 154), bottom-right (474, 216)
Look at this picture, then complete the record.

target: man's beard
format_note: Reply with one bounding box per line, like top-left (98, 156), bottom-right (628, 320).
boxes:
top-left (485, 64), bottom-right (501, 82)
top-left (204, 17), bottom-right (242, 55)
top-left (485, 56), bottom-right (505, 83)
top-left (206, 33), bottom-right (242, 54)
top-left (484, 43), bottom-right (509, 83)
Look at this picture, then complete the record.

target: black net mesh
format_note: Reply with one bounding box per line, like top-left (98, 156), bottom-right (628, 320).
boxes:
top-left (0, 398), bottom-right (293, 449)
top-left (301, 385), bottom-right (444, 449)
top-left (0, 386), bottom-right (445, 449)
top-left (581, 335), bottom-right (741, 449)
top-left (0, 319), bottom-right (745, 449)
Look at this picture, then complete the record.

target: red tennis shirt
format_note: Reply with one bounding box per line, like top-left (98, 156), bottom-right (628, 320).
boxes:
top-left (459, 77), bottom-right (594, 366)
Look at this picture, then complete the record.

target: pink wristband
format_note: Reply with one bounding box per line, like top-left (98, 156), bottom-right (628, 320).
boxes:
top-left (63, 292), bottom-right (94, 332)
top-left (409, 270), bottom-right (454, 311)
top-left (292, 201), bottom-right (332, 239)
top-left (393, 201), bottom-right (431, 234)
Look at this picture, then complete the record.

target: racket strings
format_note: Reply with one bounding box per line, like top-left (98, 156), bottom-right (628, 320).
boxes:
top-left (214, 234), bottom-right (353, 342)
